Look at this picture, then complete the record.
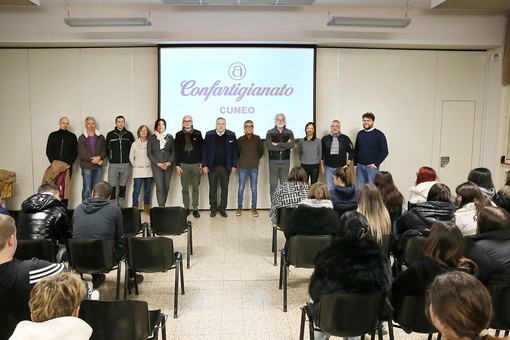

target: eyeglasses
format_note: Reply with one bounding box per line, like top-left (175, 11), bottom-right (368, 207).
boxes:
top-left (244, 125), bottom-right (254, 128)
top-left (183, 120), bottom-right (192, 123)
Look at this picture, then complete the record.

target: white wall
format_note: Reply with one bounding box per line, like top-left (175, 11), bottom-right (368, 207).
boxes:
top-left (0, 47), bottom-right (491, 210)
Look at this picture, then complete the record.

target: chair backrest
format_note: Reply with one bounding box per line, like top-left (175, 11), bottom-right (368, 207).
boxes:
top-left (394, 294), bottom-right (438, 334)
top-left (121, 207), bottom-right (142, 236)
top-left (287, 235), bottom-right (333, 268)
top-left (150, 207), bottom-right (188, 236)
top-left (67, 238), bottom-right (116, 274)
top-left (277, 207), bottom-right (296, 230)
top-left (488, 285), bottom-right (510, 330)
top-left (461, 236), bottom-right (474, 256)
top-left (333, 204), bottom-right (357, 221)
top-left (79, 300), bottom-right (151, 340)
top-left (14, 239), bottom-right (56, 262)
top-left (402, 235), bottom-right (427, 266)
top-left (317, 291), bottom-right (385, 337)
top-left (7, 209), bottom-right (19, 220)
top-left (127, 237), bottom-right (176, 272)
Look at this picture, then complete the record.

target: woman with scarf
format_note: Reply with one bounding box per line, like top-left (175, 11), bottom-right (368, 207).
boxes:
top-left (129, 125), bottom-right (153, 213)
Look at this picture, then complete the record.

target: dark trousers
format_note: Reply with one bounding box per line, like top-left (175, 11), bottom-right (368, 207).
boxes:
top-left (301, 163), bottom-right (320, 185)
top-left (208, 166), bottom-right (230, 213)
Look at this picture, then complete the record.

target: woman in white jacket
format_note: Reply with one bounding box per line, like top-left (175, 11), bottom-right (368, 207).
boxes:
top-left (408, 166), bottom-right (438, 205)
top-left (454, 181), bottom-right (492, 236)
top-left (129, 125), bottom-right (153, 213)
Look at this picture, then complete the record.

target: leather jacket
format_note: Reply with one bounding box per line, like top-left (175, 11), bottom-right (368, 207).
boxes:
top-left (16, 194), bottom-right (71, 244)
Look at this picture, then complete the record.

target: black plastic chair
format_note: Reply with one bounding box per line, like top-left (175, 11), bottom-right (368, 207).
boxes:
top-left (125, 237), bottom-right (184, 318)
top-left (67, 238), bottom-right (122, 299)
top-left (149, 207), bottom-right (193, 269)
top-left (381, 234), bottom-right (393, 259)
top-left (14, 239), bottom-right (57, 262)
top-left (7, 209), bottom-right (19, 220)
top-left (279, 234), bottom-right (333, 312)
top-left (333, 204), bottom-right (357, 221)
top-left (272, 207), bottom-right (295, 266)
top-left (121, 207), bottom-right (147, 237)
top-left (488, 285), bottom-right (510, 337)
top-left (392, 295), bottom-right (442, 340)
top-left (79, 299), bottom-right (166, 340)
top-left (300, 291), bottom-right (387, 340)
top-left (402, 234), bottom-right (427, 267)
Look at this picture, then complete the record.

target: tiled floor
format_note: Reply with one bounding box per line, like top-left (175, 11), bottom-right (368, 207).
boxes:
top-left (98, 209), bottom-right (438, 339)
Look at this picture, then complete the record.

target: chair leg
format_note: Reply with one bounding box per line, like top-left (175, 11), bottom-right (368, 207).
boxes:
top-left (186, 231), bottom-right (191, 269)
top-left (505, 330), bottom-right (509, 337)
top-left (124, 262), bottom-right (129, 300)
top-left (273, 226), bottom-right (277, 266)
top-left (376, 322), bottom-right (383, 340)
top-left (161, 314), bottom-right (167, 340)
top-left (116, 260), bottom-right (121, 300)
top-left (179, 253), bottom-right (185, 295)
top-left (283, 257), bottom-right (288, 312)
top-left (387, 319), bottom-right (395, 340)
top-left (278, 249), bottom-right (284, 289)
top-left (437, 333), bottom-right (442, 340)
top-left (427, 334), bottom-right (433, 340)
top-left (174, 256), bottom-right (180, 318)
top-left (299, 307), bottom-right (306, 340)
top-left (188, 222), bottom-right (193, 255)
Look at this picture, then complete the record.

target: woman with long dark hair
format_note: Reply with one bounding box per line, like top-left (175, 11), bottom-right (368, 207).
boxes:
top-left (454, 182), bottom-right (492, 236)
top-left (374, 171), bottom-right (404, 221)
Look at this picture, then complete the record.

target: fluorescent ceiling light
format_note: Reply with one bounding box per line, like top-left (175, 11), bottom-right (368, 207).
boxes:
top-left (327, 16), bottom-right (411, 28)
top-left (161, 0), bottom-right (315, 5)
top-left (64, 17), bottom-right (152, 27)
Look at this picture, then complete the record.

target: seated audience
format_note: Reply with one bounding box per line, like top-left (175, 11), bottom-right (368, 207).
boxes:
top-left (408, 166), bottom-right (438, 204)
top-left (357, 183), bottom-right (391, 243)
top-left (329, 166), bottom-right (358, 206)
top-left (467, 206), bottom-right (510, 287)
top-left (16, 184), bottom-right (71, 258)
top-left (72, 181), bottom-right (142, 289)
top-left (9, 272), bottom-right (92, 340)
top-left (455, 182), bottom-right (492, 236)
top-left (269, 166), bottom-right (309, 227)
top-left (426, 271), bottom-right (506, 340)
top-left (308, 211), bottom-right (391, 340)
top-left (494, 171), bottom-right (510, 213)
top-left (0, 215), bottom-right (65, 340)
top-left (374, 171), bottom-right (404, 222)
top-left (391, 221), bottom-right (477, 315)
top-left (284, 182), bottom-right (339, 240)
top-left (397, 183), bottom-right (455, 236)
top-left (468, 167), bottom-right (496, 199)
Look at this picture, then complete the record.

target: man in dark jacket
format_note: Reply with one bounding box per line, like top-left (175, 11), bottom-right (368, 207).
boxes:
top-left (106, 115), bottom-right (134, 207)
top-left (46, 117), bottom-right (78, 177)
top-left (202, 117), bottom-right (237, 218)
top-left (0, 214), bottom-right (65, 340)
top-left (321, 120), bottom-right (353, 190)
top-left (16, 184), bottom-right (71, 256)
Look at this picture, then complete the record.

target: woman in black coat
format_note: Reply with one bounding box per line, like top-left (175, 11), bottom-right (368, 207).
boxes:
top-left (467, 206), bottom-right (510, 287)
top-left (308, 211), bottom-right (391, 323)
top-left (391, 221), bottom-right (477, 315)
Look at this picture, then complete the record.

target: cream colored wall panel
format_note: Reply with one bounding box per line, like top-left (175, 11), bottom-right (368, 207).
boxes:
top-left (384, 50), bottom-right (437, 194)
top-left (316, 48), bottom-right (340, 137)
top-left (80, 48), bottom-right (133, 134)
top-left (0, 50), bottom-right (33, 209)
top-left (28, 49), bottom-right (82, 208)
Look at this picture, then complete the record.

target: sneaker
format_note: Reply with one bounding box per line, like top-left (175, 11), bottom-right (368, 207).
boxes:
top-left (220, 211), bottom-right (228, 217)
top-left (129, 274), bottom-right (144, 290)
top-left (91, 290), bottom-right (100, 300)
top-left (210, 211), bottom-right (216, 217)
top-left (193, 210), bottom-right (200, 218)
top-left (186, 209), bottom-right (191, 216)
top-left (92, 274), bottom-right (106, 289)
top-left (250, 208), bottom-right (259, 217)
top-left (236, 207), bottom-right (242, 216)
top-left (85, 280), bottom-right (94, 299)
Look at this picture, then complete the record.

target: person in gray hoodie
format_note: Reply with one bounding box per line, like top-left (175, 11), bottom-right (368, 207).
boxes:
top-left (72, 181), bottom-right (124, 288)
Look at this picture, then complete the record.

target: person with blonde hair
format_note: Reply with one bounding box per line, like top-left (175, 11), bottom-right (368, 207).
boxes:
top-left (357, 183), bottom-right (391, 242)
top-left (426, 271), bottom-right (508, 340)
top-left (9, 272), bottom-right (92, 340)
top-left (284, 182), bottom-right (340, 241)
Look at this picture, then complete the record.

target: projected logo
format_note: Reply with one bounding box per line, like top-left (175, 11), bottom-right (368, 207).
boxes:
top-left (228, 62), bottom-right (246, 81)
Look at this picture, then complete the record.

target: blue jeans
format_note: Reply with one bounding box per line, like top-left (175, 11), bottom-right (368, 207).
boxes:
top-left (81, 167), bottom-right (102, 201)
top-left (237, 169), bottom-right (258, 208)
top-left (132, 177), bottom-right (153, 206)
top-left (325, 166), bottom-right (336, 191)
top-left (356, 163), bottom-right (379, 188)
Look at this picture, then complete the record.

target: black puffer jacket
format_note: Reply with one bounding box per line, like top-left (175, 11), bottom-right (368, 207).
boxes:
top-left (467, 229), bottom-right (510, 286)
top-left (16, 194), bottom-right (71, 244)
top-left (396, 200), bottom-right (455, 235)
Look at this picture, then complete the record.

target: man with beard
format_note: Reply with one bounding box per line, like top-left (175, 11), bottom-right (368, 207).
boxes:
top-left (353, 112), bottom-right (388, 187)
top-left (265, 113), bottom-right (295, 199)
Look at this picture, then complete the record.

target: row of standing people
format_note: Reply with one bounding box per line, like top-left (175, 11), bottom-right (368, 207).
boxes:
top-left (44, 112), bottom-right (389, 216)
